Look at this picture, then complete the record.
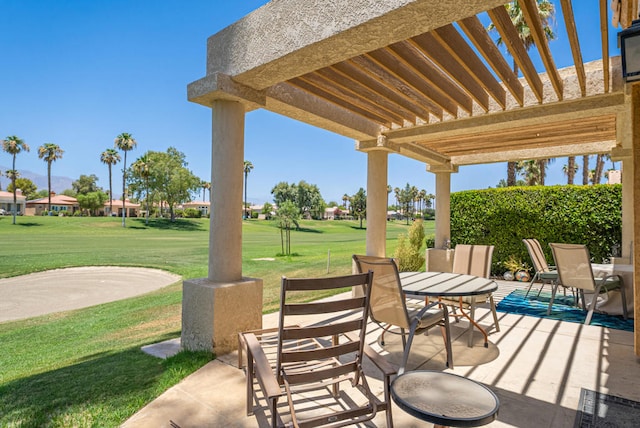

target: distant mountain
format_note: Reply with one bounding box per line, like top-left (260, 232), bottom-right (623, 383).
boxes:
top-left (0, 165), bottom-right (73, 194)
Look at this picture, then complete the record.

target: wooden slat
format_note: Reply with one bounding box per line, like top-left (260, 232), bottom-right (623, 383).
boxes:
top-left (332, 61), bottom-right (434, 121)
top-left (410, 32), bottom-right (490, 111)
top-left (560, 0), bottom-right (586, 96)
top-left (487, 6), bottom-right (544, 103)
top-left (367, 47), bottom-right (459, 116)
top-left (350, 55), bottom-right (444, 119)
top-left (419, 116), bottom-right (616, 155)
top-left (283, 360), bottom-right (356, 384)
top-left (433, 24), bottom-right (507, 109)
top-left (283, 297), bottom-right (366, 316)
top-left (282, 319), bottom-right (364, 340)
top-left (281, 341), bottom-right (360, 364)
top-left (600, 0), bottom-right (610, 93)
top-left (458, 15), bottom-right (524, 106)
top-left (288, 77), bottom-right (391, 126)
top-left (298, 72), bottom-right (406, 125)
top-left (388, 41), bottom-right (473, 113)
top-left (520, 0), bottom-right (564, 100)
top-left (317, 67), bottom-right (418, 124)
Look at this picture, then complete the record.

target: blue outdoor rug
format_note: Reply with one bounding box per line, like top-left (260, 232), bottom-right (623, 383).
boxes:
top-left (496, 289), bottom-right (634, 332)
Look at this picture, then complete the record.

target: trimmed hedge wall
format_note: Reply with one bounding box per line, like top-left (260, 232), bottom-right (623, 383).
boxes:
top-left (450, 184), bottom-right (622, 274)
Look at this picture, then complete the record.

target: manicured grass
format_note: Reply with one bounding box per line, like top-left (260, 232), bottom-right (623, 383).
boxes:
top-left (0, 215), bottom-right (432, 426)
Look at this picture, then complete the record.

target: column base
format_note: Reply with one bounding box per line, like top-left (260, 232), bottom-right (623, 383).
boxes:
top-left (181, 277), bottom-right (263, 355)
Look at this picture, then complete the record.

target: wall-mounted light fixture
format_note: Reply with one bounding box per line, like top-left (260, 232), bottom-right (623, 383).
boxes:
top-left (619, 17), bottom-right (640, 82)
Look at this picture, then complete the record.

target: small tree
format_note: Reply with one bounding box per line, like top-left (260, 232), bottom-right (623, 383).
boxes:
top-left (275, 200), bottom-right (300, 256)
top-left (7, 177), bottom-right (37, 200)
top-left (351, 188), bottom-right (367, 229)
top-left (393, 219), bottom-right (426, 271)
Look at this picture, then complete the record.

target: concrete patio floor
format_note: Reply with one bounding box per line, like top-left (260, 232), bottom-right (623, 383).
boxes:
top-left (123, 280), bottom-right (639, 427)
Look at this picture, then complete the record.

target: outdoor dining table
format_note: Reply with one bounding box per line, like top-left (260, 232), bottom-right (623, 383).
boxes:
top-left (399, 272), bottom-right (498, 347)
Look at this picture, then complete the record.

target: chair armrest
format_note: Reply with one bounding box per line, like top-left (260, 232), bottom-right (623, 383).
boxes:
top-left (344, 331), bottom-right (396, 377)
top-left (363, 342), bottom-right (397, 377)
top-left (243, 332), bottom-right (282, 400)
top-left (597, 274), bottom-right (624, 290)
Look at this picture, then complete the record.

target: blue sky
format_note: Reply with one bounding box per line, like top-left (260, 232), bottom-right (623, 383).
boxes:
top-left (0, 1), bottom-right (621, 204)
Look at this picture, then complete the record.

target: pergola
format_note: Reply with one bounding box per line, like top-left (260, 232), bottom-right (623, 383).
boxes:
top-left (183, 0), bottom-right (640, 356)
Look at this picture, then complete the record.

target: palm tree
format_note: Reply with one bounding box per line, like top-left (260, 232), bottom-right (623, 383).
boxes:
top-left (419, 189), bottom-right (427, 214)
top-left (132, 155), bottom-right (151, 224)
top-left (100, 148), bottom-right (121, 216)
top-left (342, 193), bottom-right (349, 210)
top-left (2, 136), bottom-right (30, 224)
top-left (243, 160), bottom-right (254, 219)
top-left (488, 0), bottom-right (555, 185)
top-left (37, 143), bottom-right (64, 214)
top-left (593, 154), bottom-right (608, 184)
top-left (114, 133), bottom-right (137, 227)
top-left (563, 157), bottom-right (579, 184)
top-left (582, 155), bottom-right (590, 185)
top-left (202, 181), bottom-right (211, 202)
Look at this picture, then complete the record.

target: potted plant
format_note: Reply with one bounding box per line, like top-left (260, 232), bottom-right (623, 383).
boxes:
top-left (503, 255), bottom-right (531, 282)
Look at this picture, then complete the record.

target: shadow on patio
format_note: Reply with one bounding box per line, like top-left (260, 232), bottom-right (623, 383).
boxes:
top-left (123, 280), bottom-right (638, 427)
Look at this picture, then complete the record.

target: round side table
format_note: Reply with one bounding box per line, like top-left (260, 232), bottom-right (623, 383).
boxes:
top-left (391, 370), bottom-right (499, 428)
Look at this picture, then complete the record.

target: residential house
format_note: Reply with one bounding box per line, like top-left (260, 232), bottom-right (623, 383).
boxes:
top-left (25, 193), bottom-right (79, 216)
top-left (0, 190), bottom-right (26, 215)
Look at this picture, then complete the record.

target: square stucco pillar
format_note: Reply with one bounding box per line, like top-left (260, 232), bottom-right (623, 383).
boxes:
top-left (181, 99), bottom-right (262, 354)
top-left (354, 150), bottom-right (388, 297)
top-left (426, 170), bottom-right (453, 273)
top-left (181, 277), bottom-right (262, 354)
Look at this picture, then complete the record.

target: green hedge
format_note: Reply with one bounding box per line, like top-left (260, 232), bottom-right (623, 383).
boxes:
top-left (450, 184), bottom-right (622, 274)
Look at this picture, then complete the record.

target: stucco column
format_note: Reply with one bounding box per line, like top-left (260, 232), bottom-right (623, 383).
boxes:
top-left (210, 100), bottom-right (244, 281)
top-left (425, 164), bottom-right (457, 272)
top-left (366, 150), bottom-right (388, 257)
top-left (182, 99), bottom-right (262, 354)
top-left (631, 84), bottom-right (640, 355)
top-left (621, 158), bottom-right (633, 262)
top-left (434, 172), bottom-right (451, 249)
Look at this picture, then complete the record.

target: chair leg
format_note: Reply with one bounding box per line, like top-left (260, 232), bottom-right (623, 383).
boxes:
top-left (467, 299), bottom-right (476, 348)
top-left (620, 281), bottom-right (629, 320)
top-left (399, 322), bottom-right (420, 375)
top-left (441, 307), bottom-right (454, 369)
top-left (524, 273), bottom-right (540, 298)
top-left (547, 283), bottom-right (559, 315)
top-left (489, 295), bottom-right (500, 333)
top-left (584, 286), bottom-right (602, 325)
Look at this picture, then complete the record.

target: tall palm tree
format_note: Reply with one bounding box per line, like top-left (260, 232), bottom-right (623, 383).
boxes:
top-left (132, 155), bottom-right (151, 224)
top-left (593, 154), bottom-right (609, 184)
top-left (565, 156), bottom-right (577, 184)
top-left (386, 185), bottom-right (392, 210)
top-left (489, 0), bottom-right (555, 185)
top-left (582, 155), bottom-right (590, 185)
top-left (202, 181), bottom-right (211, 202)
top-left (114, 133), bottom-right (137, 227)
top-left (342, 193), bottom-right (349, 210)
top-left (100, 148), bottom-right (121, 216)
top-left (563, 157), bottom-right (578, 184)
top-left (2, 136), bottom-right (30, 224)
top-left (243, 160), bottom-right (254, 219)
top-left (37, 143), bottom-right (64, 214)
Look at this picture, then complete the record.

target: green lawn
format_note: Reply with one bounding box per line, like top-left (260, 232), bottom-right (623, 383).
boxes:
top-left (0, 215), bottom-right (432, 427)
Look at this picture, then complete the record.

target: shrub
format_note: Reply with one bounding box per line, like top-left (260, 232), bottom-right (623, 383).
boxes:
top-left (183, 208), bottom-right (202, 218)
top-left (394, 219), bottom-right (425, 271)
top-left (450, 184), bottom-right (621, 274)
